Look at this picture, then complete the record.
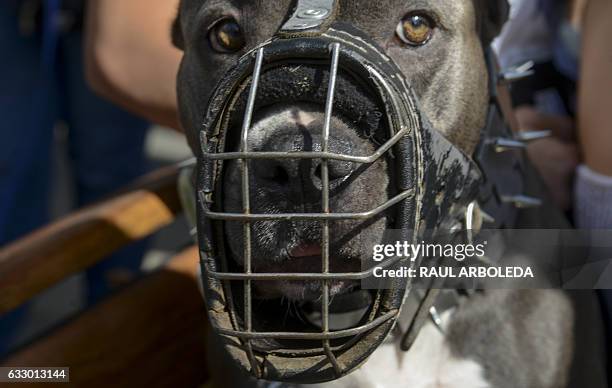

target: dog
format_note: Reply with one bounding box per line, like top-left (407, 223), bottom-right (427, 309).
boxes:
top-left (172, 1), bottom-right (608, 387)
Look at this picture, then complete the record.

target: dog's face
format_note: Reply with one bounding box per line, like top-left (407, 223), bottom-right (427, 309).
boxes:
top-left (174, 0), bottom-right (507, 301)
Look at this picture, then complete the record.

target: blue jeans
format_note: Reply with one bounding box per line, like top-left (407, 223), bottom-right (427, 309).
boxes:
top-left (0, 1), bottom-right (150, 356)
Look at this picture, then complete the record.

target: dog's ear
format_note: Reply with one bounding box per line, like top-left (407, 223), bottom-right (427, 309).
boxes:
top-left (479, 0), bottom-right (510, 46)
top-left (171, 8), bottom-right (184, 50)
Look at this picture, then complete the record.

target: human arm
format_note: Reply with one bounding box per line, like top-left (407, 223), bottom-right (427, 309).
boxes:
top-left (84, 0), bottom-right (182, 130)
top-left (577, 0), bottom-right (612, 176)
top-left (574, 0), bottom-right (612, 228)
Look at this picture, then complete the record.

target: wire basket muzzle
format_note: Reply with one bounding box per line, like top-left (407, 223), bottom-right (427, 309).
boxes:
top-left (195, 28), bottom-right (476, 383)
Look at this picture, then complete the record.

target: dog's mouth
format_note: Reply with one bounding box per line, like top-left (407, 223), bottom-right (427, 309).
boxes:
top-left (252, 243), bottom-right (361, 301)
top-left (221, 63), bottom-right (391, 303)
top-left (253, 278), bottom-right (355, 302)
top-left (255, 243), bottom-right (359, 272)
top-left (290, 244), bottom-right (322, 258)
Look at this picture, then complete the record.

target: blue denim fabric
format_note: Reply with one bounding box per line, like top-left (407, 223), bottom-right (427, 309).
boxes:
top-left (0, 1), bottom-right (150, 356)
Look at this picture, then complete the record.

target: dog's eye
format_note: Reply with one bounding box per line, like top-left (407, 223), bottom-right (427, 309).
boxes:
top-left (396, 13), bottom-right (434, 46)
top-left (209, 18), bottom-right (245, 53)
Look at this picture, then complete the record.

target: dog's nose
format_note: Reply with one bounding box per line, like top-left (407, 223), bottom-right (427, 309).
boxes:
top-left (243, 106), bottom-right (374, 207)
top-left (311, 157), bottom-right (355, 189)
top-left (253, 137), bottom-right (355, 200)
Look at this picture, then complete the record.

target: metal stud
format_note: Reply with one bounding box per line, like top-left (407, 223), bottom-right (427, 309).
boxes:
top-left (515, 130), bottom-right (552, 142)
top-left (490, 130), bottom-right (552, 152)
top-left (480, 209), bottom-right (495, 224)
top-left (501, 194), bottom-right (543, 208)
top-left (177, 157), bottom-right (197, 169)
top-left (449, 221), bottom-right (463, 236)
top-left (498, 60), bottom-right (535, 84)
top-left (491, 137), bottom-right (526, 152)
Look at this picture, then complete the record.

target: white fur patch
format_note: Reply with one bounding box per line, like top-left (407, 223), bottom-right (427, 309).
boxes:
top-left (361, 318), bottom-right (491, 388)
top-left (281, 312), bottom-right (491, 388)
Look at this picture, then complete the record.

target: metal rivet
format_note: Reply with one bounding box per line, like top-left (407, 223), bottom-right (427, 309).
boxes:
top-left (297, 8), bottom-right (329, 19)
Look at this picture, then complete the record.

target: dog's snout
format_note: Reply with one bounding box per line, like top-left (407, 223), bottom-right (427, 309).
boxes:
top-left (223, 61), bottom-right (390, 224)
top-left (254, 135), bottom-right (355, 198)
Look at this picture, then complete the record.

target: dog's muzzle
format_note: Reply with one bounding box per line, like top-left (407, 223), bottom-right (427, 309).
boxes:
top-left (195, 3), bottom-right (483, 383)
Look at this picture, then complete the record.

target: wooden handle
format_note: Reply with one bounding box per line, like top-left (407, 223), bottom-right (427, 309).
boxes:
top-left (2, 247), bottom-right (209, 387)
top-left (0, 166), bottom-right (183, 315)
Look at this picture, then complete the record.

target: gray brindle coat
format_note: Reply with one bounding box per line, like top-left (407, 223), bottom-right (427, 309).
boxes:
top-left (172, 1), bottom-right (608, 387)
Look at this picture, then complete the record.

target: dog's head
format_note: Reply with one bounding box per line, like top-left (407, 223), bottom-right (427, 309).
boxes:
top-left (173, 0), bottom-right (508, 302)
top-left (173, 0), bottom-right (508, 147)
top-left (173, 0), bottom-right (509, 381)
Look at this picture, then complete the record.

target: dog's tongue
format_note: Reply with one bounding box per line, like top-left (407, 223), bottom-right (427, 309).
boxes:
top-left (290, 244), bottom-right (322, 258)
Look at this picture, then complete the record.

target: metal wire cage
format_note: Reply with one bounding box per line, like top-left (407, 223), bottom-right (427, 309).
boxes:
top-left (196, 33), bottom-right (426, 383)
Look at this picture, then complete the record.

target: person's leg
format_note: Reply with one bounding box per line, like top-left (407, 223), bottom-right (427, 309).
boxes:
top-left (0, 1), bottom-right (57, 357)
top-left (0, 3), bottom-right (55, 244)
top-left (59, 31), bottom-right (151, 304)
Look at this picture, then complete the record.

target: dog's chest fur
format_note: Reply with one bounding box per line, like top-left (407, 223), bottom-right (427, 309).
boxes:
top-left (262, 312), bottom-right (490, 388)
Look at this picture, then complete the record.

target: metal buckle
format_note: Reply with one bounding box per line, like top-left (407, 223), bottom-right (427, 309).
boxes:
top-left (280, 0), bottom-right (336, 32)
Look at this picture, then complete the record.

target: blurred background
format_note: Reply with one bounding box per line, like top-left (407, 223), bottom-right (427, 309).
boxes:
top-left (1, 124), bottom-right (193, 354)
top-left (0, 0), bottom-right (193, 357)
